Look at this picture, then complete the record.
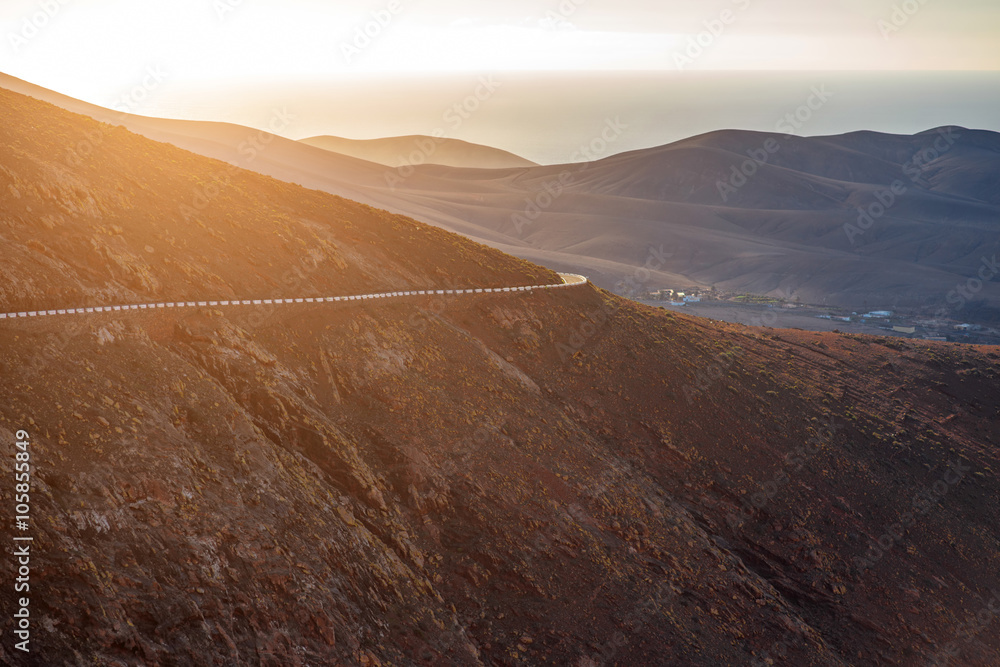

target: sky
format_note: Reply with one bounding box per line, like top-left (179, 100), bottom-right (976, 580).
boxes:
top-left (1, 1), bottom-right (998, 161)
top-left (2, 0), bottom-right (998, 98)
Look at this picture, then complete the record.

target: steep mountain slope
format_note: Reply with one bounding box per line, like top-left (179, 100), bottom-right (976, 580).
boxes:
top-left (299, 135), bottom-right (538, 169)
top-left (1, 87), bottom-right (999, 666)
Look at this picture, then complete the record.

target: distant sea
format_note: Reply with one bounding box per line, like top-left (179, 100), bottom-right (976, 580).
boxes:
top-left (145, 70), bottom-right (1000, 165)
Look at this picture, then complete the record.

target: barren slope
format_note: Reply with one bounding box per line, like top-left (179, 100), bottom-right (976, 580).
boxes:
top-left (1, 87), bottom-right (999, 667)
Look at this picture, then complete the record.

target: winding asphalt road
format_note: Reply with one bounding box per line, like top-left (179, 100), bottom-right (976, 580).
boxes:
top-left (0, 273), bottom-right (588, 321)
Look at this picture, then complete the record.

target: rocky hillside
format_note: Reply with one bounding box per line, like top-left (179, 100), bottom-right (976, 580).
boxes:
top-left (1, 87), bottom-right (999, 666)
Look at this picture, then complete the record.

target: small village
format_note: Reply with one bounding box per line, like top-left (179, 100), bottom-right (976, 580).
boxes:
top-left (639, 287), bottom-right (1000, 346)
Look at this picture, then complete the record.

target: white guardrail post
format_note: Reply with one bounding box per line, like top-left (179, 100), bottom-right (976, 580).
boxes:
top-left (0, 274), bottom-right (588, 320)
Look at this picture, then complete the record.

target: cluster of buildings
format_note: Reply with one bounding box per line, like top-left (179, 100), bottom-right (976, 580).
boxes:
top-left (641, 287), bottom-right (998, 345)
top-left (650, 289), bottom-right (702, 306)
top-left (816, 310), bottom-right (992, 341)
top-left (816, 310), bottom-right (894, 323)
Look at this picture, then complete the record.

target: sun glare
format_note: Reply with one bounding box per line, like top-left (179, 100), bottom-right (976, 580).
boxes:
top-left (0, 0), bottom-right (997, 109)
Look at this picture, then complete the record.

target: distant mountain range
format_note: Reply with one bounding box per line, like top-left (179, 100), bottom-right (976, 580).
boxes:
top-left (400, 126), bottom-right (1000, 315)
top-left (299, 134), bottom-right (538, 169)
top-left (4, 72), bottom-right (997, 316)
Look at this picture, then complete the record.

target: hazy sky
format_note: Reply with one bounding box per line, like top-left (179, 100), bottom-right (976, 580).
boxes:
top-left (1, 0), bottom-right (999, 103)
top-left (1, 1), bottom-right (998, 161)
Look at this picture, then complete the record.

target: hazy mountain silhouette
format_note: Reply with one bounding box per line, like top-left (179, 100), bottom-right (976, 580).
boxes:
top-left (300, 134), bottom-right (538, 169)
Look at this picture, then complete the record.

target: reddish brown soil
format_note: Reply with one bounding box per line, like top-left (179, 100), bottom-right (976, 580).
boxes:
top-left (1, 87), bottom-right (998, 666)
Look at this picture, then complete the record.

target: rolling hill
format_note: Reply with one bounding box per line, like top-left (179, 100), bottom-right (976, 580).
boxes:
top-left (1, 82), bottom-right (999, 665)
top-left (299, 134), bottom-right (538, 169)
top-left (397, 126), bottom-right (1000, 313)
